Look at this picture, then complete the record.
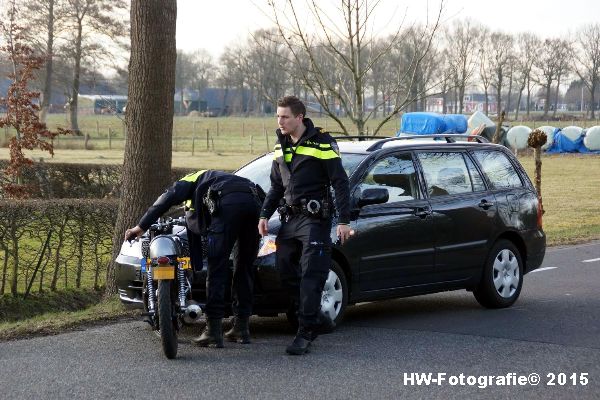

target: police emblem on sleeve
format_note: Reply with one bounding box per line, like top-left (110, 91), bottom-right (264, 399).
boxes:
top-left (331, 141), bottom-right (340, 155)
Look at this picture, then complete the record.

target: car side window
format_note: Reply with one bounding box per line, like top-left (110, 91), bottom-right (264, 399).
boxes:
top-left (464, 154), bottom-right (487, 192)
top-left (358, 153), bottom-right (419, 203)
top-left (473, 150), bottom-right (524, 189)
top-left (417, 152), bottom-right (474, 197)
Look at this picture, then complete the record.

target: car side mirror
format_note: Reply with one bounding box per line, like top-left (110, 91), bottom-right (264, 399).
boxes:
top-left (358, 188), bottom-right (389, 207)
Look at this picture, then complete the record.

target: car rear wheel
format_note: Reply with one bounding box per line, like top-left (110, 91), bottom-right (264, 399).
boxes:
top-left (473, 239), bottom-right (523, 309)
top-left (285, 260), bottom-right (348, 328)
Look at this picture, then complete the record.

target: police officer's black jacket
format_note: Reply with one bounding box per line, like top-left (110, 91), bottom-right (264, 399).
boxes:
top-left (138, 170), bottom-right (256, 234)
top-left (260, 118), bottom-right (351, 224)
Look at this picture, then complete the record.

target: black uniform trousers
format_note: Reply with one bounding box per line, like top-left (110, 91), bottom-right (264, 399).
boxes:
top-left (276, 214), bottom-right (332, 328)
top-left (204, 192), bottom-right (260, 319)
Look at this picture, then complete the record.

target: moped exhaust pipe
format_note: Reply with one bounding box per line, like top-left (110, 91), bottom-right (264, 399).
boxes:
top-left (183, 301), bottom-right (203, 324)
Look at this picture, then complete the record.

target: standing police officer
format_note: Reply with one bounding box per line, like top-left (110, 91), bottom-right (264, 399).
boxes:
top-left (258, 96), bottom-right (352, 355)
top-left (125, 170), bottom-right (262, 348)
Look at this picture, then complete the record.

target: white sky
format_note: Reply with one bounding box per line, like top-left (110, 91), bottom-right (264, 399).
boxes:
top-left (176, 0), bottom-right (600, 59)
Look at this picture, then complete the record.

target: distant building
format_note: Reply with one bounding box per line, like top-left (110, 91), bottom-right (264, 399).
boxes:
top-left (426, 93), bottom-right (498, 114)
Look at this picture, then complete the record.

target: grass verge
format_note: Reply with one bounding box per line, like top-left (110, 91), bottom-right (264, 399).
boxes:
top-left (0, 294), bottom-right (137, 342)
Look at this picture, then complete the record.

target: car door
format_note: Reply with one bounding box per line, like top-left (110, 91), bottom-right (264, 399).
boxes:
top-left (351, 152), bottom-right (435, 292)
top-left (416, 151), bottom-right (497, 282)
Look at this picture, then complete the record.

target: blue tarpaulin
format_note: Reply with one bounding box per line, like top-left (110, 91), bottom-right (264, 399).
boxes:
top-left (398, 112), bottom-right (468, 135)
top-left (546, 129), bottom-right (594, 153)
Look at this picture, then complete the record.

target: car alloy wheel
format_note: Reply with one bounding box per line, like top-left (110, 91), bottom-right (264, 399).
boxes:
top-left (473, 239), bottom-right (523, 309)
top-left (492, 249), bottom-right (520, 298)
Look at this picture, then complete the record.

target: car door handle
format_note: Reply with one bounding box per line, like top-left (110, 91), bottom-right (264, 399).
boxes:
top-left (478, 200), bottom-right (495, 209)
top-left (414, 208), bottom-right (431, 218)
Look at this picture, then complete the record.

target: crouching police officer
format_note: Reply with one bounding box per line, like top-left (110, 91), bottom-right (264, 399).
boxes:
top-left (125, 170), bottom-right (262, 348)
top-left (258, 96), bottom-right (352, 355)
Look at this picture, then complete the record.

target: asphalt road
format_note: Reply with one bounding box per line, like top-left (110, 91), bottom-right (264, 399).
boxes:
top-left (1, 241), bottom-right (599, 399)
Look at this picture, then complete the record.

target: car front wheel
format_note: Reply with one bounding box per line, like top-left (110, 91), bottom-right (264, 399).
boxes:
top-left (285, 260), bottom-right (348, 328)
top-left (473, 239), bottom-right (523, 309)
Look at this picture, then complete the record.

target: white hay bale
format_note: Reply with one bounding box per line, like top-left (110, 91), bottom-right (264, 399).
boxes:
top-left (561, 126), bottom-right (584, 141)
top-left (584, 126), bottom-right (600, 150)
top-left (537, 125), bottom-right (555, 150)
top-left (506, 125), bottom-right (531, 150)
top-left (467, 111), bottom-right (495, 133)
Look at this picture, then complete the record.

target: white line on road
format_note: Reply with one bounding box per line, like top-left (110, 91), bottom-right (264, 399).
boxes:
top-left (582, 258), bottom-right (600, 263)
top-left (531, 267), bottom-right (558, 273)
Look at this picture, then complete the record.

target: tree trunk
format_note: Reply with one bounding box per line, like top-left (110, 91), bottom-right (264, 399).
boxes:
top-left (515, 88), bottom-right (523, 120)
top-left (1, 247), bottom-right (8, 295)
top-left (484, 89), bottom-right (489, 115)
top-left (526, 77), bottom-right (532, 118)
top-left (10, 233), bottom-right (18, 296)
top-left (40, 0), bottom-right (55, 123)
top-left (506, 68), bottom-right (513, 118)
top-left (105, 0), bottom-right (177, 296)
top-left (543, 83), bottom-right (552, 118)
top-left (591, 82), bottom-right (597, 119)
top-left (496, 76), bottom-right (503, 118)
top-left (70, 19), bottom-right (83, 134)
top-left (553, 75), bottom-right (562, 118)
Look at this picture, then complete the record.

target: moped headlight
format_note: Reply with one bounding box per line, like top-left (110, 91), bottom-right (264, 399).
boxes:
top-left (257, 236), bottom-right (277, 257)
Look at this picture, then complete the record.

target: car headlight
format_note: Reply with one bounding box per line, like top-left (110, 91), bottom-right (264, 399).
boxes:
top-left (257, 235), bottom-right (277, 257)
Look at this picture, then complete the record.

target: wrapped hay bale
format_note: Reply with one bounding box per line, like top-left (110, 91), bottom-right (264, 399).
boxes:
top-left (537, 125), bottom-right (555, 150)
top-left (561, 126), bottom-right (584, 141)
top-left (584, 126), bottom-right (600, 150)
top-left (506, 125), bottom-right (531, 150)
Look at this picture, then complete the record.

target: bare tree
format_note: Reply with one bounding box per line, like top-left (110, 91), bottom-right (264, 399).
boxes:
top-left (18, 0), bottom-right (69, 122)
top-left (105, 0), bottom-right (177, 296)
top-left (62, 0), bottom-right (128, 134)
top-left (552, 40), bottom-right (571, 118)
top-left (445, 19), bottom-right (482, 114)
top-left (266, 0), bottom-right (443, 135)
top-left (534, 38), bottom-right (570, 118)
top-left (477, 28), bottom-right (492, 115)
top-left (514, 33), bottom-right (540, 119)
top-left (489, 32), bottom-right (514, 116)
top-left (574, 23), bottom-right (600, 118)
top-left (245, 29), bottom-right (290, 113)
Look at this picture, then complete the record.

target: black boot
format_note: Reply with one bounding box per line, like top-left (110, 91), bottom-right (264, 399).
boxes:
top-left (312, 311), bottom-right (336, 340)
top-left (286, 328), bottom-right (313, 355)
top-left (193, 318), bottom-right (224, 348)
top-left (224, 316), bottom-right (251, 344)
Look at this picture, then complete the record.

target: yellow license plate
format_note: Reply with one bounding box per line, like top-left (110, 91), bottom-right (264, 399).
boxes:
top-left (153, 265), bottom-right (175, 280)
top-left (179, 257), bottom-right (191, 270)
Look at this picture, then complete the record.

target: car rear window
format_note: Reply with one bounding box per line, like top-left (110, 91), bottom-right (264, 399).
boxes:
top-left (472, 150), bottom-right (524, 189)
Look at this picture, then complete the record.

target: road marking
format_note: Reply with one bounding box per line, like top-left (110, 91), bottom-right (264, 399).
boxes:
top-left (582, 258), bottom-right (600, 263)
top-left (530, 267), bottom-right (557, 273)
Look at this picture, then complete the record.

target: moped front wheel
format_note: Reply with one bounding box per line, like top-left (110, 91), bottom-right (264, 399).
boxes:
top-left (158, 280), bottom-right (178, 359)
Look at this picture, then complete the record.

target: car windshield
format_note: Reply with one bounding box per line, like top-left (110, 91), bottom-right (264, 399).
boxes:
top-left (236, 152), bottom-right (366, 193)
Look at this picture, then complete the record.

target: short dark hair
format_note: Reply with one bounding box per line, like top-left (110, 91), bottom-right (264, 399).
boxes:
top-left (277, 96), bottom-right (306, 118)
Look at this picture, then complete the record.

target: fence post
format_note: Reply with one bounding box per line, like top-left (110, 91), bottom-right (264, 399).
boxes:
top-left (108, 128), bottom-right (112, 150)
top-left (96, 120), bottom-right (99, 137)
top-left (216, 121), bottom-right (219, 136)
top-left (206, 128), bottom-right (210, 150)
top-left (242, 122), bottom-right (245, 137)
top-left (250, 135), bottom-right (254, 154)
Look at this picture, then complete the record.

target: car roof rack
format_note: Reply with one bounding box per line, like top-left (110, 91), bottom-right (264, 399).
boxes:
top-left (366, 134), bottom-right (489, 151)
top-left (331, 135), bottom-right (391, 141)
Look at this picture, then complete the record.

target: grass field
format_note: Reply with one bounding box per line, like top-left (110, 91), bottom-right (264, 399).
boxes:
top-left (2, 113), bottom-right (599, 152)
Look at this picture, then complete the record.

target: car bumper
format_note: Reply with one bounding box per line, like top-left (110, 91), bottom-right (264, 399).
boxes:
top-left (523, 229), bottom-right (546, 274)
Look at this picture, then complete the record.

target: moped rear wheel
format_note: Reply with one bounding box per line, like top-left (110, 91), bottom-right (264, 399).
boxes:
top-left (158, 280), bottom-right (178, 359)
